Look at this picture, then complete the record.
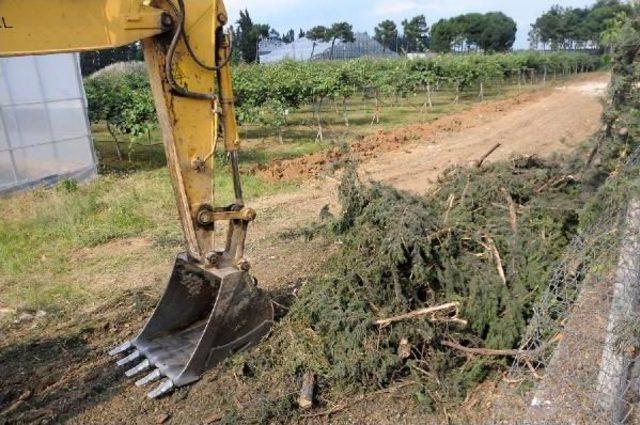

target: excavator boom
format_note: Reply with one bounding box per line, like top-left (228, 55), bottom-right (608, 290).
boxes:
top-left (0, 0), bottom-right (274, 398)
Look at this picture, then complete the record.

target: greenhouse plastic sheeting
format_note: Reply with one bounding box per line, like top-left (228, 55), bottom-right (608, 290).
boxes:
top-left (259, 33), bottom-right (398, 64)
top-left (0, 53), bottom-right (96, 194)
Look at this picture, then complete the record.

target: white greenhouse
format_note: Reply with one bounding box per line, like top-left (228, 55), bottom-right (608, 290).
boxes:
top-left (259, 33), bottom-right (398, 64)
top-left (0, 53), bottom-right (96, 194)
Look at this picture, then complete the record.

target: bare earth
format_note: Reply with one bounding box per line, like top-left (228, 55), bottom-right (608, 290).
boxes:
top-left (360, 78), bottom-right (606, 194)
top-left (0, 73), bottom-right (610, 425)
top-left (249, 73), bottom-right (608, 289)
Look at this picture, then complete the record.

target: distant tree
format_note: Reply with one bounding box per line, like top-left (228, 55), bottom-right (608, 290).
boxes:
top-left (298, 28), bottom-right (306, 39)
top-left (430, 18), bottom-right (458, 53)
top-left (327, 22), bottom-right (356, 59)
top-left (583, 0), bottom-right (631, 44)
top-left (600, 11), bottom-right (630, 51)
top-left (374, 20), bottom-right (399, 52)
top-left (531, 5), bottom-right (568, 49)
top-left (402, 15), bottom-right (429, 53)
top-left (530, 0), bottom-right (631, 50)
top-left (307, 26), bottom-right (329, 41)
top-left (307, 25), bottom-right (330, 59)
top-left (282, 29), bottom-right (296, 43)
top-left (235, 9), bottom-right (270, 63)
top-left (528, 27), bottom-right (541, 50)
top-left (430, 12), bottom-right (516, 53)
top-left (269, 28), bottom-right (281, 40)
top-left (475, 12), bottom-right (517, 52)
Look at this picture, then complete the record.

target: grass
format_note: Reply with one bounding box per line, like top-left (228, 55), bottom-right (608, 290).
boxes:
top-left (0, 164), bottom-right (295, 317)
top-left (0, 172), bottom-right (164, 312)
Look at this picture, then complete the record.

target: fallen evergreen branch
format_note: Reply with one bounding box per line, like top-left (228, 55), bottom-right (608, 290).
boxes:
top-left (375, 302), bottom-right (467, 328)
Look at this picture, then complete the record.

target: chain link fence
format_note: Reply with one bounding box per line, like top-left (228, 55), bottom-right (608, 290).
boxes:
top-left (506, 22), bottom-right (640, 424)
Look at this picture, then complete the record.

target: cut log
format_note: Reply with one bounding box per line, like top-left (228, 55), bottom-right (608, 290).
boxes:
top-left (298, 372), bottom-right (315, 410)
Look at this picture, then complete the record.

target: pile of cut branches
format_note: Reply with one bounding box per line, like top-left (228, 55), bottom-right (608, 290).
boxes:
top-left (219, 20), bottom-right (640, 423)
top-left (241, 156), bottom-right (584, 417)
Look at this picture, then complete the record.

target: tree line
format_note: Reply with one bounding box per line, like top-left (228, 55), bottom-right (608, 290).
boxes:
top-left (429, 13), bottom-right (517, 53)
top-left (529, 0), bottom-right (631, 50)
top-left (78, 0), bottom-right (628, 74)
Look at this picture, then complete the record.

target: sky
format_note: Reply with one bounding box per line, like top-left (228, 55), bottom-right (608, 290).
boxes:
top-left (225, 0), bottom-right (599, 49)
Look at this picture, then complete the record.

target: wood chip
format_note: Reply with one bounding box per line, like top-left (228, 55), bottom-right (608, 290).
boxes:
top-left (156, 413), bottom-right (170, 424)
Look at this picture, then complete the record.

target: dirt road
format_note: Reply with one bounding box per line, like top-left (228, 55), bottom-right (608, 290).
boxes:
top-left (248, 73), bottom-right (609, 288)
top-left (360, 78), bottom-right (607, 194)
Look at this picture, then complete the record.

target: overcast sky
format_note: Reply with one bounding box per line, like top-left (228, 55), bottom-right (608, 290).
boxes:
top-left (225, 0), bottom-right (599, 49)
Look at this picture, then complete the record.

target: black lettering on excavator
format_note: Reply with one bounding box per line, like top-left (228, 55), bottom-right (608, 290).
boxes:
top-left (1, 17), bottom-right (13, 29)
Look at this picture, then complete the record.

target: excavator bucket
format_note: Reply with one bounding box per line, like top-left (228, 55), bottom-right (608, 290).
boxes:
top-left (109, 254), bottom-right (274, 398)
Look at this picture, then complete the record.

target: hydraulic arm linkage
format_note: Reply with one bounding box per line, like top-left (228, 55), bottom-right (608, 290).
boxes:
top-left (0, 0), bottom-right (274, 398)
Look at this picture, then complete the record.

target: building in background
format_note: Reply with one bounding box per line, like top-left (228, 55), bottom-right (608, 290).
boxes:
top-left (0, 53), bottom-right (96, 195)
top-left (259, 33), bottom-right (398, 64)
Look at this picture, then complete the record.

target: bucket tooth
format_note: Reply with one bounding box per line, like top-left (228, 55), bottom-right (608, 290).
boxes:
top-left (147, 379), bottom-right (174, 399)
top-left (108, 340), bottom-right (132, 356)
top-left (136, 369), bottom-right (162, 387)
top-left (125, 359), bottom-right (152, 377)
top-left (116, 350), bottom-right (141, 367)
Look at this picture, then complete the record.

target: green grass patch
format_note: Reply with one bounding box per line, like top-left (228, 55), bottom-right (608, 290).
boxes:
top-left (0, 164), bottom-right (290, 315)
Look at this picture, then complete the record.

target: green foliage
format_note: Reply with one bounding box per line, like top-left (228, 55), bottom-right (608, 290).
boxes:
top-left (233, 33), bottom-right (640, 414)
top-left (374, 20), bottom-right (399, 52)
top-left (234, 9), bottom-right (270, 63)
top-left (85, 52), bottom-right (601, 142)
top-left (530, 0), bottom-right (632, 50)
top-left (231, 52), bottom-right (600, 127)
top-left (84, 69), bottom-right (157, 142)
top-left (581, 17), bottom-right (640, 187)
top-left (401, 15), bottom-right (430, 53)
top-left (247, 157), bottom-right (585, 407)
top-left (430, 12), bottom-right (517, 53)
top-left (306, 25), bottom-right (330, 42)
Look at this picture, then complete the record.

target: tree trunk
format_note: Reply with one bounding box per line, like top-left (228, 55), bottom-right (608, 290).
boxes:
top-left (315, 99), bottom-right (324, 143)
top-left (106, 123), bottom-right (123, 161)
top-left (479, 81), bottom-right (484, 101)
top-left (342, 97), bottom-right (349, 127)
top-left (371, 93), bottom-right (380, 125)
top-left (277, 127), bottom-right (284, 144)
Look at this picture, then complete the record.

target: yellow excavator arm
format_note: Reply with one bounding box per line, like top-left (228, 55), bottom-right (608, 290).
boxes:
top-left (0, 0), bottom-right (273, 398)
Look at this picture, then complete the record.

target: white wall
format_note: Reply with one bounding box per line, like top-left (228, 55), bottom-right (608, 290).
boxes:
top-left (0, 53), bottom-right (96, 194)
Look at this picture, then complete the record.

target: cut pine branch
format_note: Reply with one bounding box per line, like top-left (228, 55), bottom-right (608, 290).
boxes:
top-left (475, 143), bottom-right (502, 168)
top-left (534, 175), bottom-right (576, 194)
top-left (441, 340), bottom-right (539, 360)
top-left (500, 188), bottom-right (518, 234)
top-left (375, 302), bottom-right (467, 328)
top-left (479, 236), bottom-right (507, 286)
